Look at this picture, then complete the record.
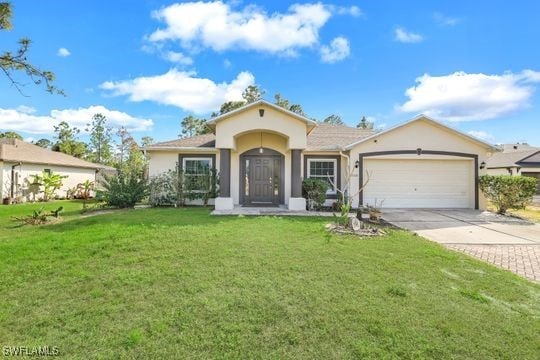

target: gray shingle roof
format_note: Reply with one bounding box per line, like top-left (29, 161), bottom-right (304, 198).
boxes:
top-left (147, 134), bottom-right (216, 149)
top-left (147, 124), bottom-right (374, 151)
top-left (0, 139), bottom-right (114, 170)
top-left (486, 148), bottom-right (540, 168)
top-left (306, 123), bottom-right (374, 151)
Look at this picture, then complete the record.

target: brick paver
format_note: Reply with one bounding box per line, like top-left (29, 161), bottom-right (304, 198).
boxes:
top-left (445, 244), bottom-right (540, 283)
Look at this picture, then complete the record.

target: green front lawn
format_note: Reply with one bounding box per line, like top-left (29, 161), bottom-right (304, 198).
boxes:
top-left (0, 202), bottom-right (538, 359)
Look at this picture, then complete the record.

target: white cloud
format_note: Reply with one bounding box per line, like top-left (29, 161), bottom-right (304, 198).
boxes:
top-left (57, 47), bottom-right (71, 57)
top-left (0, 106), bottom-right (153, 134)
top-left (148, 2), bottom-right (334, 56)
top-left (163, 51), bottom-right (193, 65)
top-left (100, 69), bottom-right (255, 114)
top-left (332, 5), bottom-right (362, 17)
top-left (394, 27), bottom-right (423, 43)
top-left (16, 105), bottom-right (36, 114)
top-left (320, 36), bottom-right (350, 63)
top-left (398, 70), bottom-right (540, 121)
top-left (468, 130), bottom-right (494, 142)
top-left (433, 12), bottom-right (460, 26)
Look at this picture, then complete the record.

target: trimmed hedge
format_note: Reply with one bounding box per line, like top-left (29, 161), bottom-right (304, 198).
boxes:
top-left (479, 175), bottom-right (537, 214)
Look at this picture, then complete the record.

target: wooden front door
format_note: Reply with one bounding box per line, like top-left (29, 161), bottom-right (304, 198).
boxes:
top-left (242, 154), bottom-right (282, 206)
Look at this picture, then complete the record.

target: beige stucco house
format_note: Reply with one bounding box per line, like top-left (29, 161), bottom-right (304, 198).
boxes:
top-left (146, 100), bottom-right (495, 211)
top-left (0, 139), bottom-right (113, 202)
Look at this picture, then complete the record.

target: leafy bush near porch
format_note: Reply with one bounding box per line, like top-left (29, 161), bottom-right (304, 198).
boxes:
top-left (148, 170), bottom-right (185, 207)
top-left (102, 173), bottom-right (147, 208)
top-left (148, 168), bottom-right (218, 207)
top-left (302, 178), bottom-right (328, 210)
top-left (479, 174), bottom-right (537, 214)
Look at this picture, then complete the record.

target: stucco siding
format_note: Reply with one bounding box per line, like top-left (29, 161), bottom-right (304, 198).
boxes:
top-left (487, 168), bottom-right (513, 176)
top-left (1, 162), bottom-right (96, 201)
top-left (348, 120), bottom-right (491, 209)
top-left (147, 151), bottom-right (219, 178)
top-left (215, 105), bottom-right (308, 149)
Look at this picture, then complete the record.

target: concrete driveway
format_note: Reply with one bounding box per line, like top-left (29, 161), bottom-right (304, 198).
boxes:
top-left (382, 209), bottom-right (540, 282)
top-left (382, 209), bottom-right (540, 245)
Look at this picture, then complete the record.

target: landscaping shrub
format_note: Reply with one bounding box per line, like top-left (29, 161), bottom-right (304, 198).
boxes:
top-left (30, 170), bottom-right (68, 201)
top-left (148, 170), bottom-right (185, 207)
top-left (479, 174), bottom-right (537, 214)
top-left (12, 206), bottom-right (64, 225)
top-left (302, 178), bottom-right (328, 210)
top-left (102, 173), bottom-right (147, 208)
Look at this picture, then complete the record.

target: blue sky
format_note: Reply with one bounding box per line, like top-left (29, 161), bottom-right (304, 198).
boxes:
top-left (1, 0), bottom-right (539, 145)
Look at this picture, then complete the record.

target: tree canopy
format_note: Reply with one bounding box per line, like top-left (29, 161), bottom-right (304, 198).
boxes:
top-left (357, 116), bottom-right (374, 129)
top-left (322, 114), bottom-right (344, 125)
top-left (0, 2), bottom-right (63, 95)
top-left (86, 113), bottom-right (113, 165)
top-left (180, 115), bottom-right (210, 138)
top-left (34, 138), bottom-right (53, 149)
top-left (0, 131), bottom-right (22, 140)
top-left (52, 122), bottom-right (87, 158)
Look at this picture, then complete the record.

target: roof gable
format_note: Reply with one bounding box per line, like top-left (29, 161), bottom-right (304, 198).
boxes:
top-left (0, 139), bottom-right (113, 170)
top-left (344, 115), bottom-right (496, 150)
top-left (206, 99), bottom-right (317, 128)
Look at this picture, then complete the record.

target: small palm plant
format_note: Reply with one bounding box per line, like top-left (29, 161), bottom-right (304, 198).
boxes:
top-left (77, 179), bottom-right (95, 199)
top-left (31, 171), bottom-right (68, 201)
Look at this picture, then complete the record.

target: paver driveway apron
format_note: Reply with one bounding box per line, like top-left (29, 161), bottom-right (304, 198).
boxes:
top-left (382, 209), bottom-right (540, 245)
top-left (382, 209), bottom-right (540, 282)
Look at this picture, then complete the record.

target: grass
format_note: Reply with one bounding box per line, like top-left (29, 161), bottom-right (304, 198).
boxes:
top-left (0, 201), bottom-right (539, 359)
top-left (507, 204), bottom-right (540, 223)
top-left (486, 202), bottom-right (540, 223)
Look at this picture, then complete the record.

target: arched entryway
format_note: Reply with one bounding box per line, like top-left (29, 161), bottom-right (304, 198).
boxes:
top-left (240, 148), bottom-right (284, 206)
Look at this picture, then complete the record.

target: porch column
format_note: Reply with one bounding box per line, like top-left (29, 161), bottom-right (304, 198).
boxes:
top-left (288, 149), bottom-right (306, 210)
top-left (215, 148), bottom-right (234, 210)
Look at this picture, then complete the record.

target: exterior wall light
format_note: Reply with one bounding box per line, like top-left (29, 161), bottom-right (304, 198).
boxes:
top-left (355, 160), bottom-right (360, 168)
top-left (259, 109), bottom-right (265, 117)
top-left (480, 161), bottom-right (486, 169)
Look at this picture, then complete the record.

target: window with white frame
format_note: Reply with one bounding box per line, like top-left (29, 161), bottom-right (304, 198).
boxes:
top-left (307, 159), bottom-right (337, 194)
top-left (182, 157), bottom-right (213, 192)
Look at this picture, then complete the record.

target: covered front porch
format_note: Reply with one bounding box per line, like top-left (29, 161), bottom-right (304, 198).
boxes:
top-left (215, 130), bottom-right (306, 211)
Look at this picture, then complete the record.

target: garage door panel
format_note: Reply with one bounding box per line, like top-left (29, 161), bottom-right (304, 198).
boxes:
top-left (363, 159), bottom-right (472, 208)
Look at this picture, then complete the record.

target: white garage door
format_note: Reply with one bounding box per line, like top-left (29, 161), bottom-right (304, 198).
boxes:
top-left (363, 158), bottom-right (473, 208)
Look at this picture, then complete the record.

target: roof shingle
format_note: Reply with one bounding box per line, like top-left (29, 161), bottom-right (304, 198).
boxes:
top-left (147, 124), bottom-right (374, 151)
top-left (0, 139), bottom-right (114, 170)
top-left (486, 148), bottom-right (540, 168)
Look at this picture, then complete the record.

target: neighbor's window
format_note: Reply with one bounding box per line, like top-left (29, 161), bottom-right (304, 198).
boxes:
top-left (183, 158), bottom-right (212, 192)
top-left (307, 159), bottom-right (337, 194)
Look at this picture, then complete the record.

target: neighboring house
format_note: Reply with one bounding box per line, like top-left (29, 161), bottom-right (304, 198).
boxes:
top-left (486, 145), bottom-right (540, 195)
top-left (0, 139), bottom-right (114, 202)
top-left (145, 100), bottom-right (495, 211)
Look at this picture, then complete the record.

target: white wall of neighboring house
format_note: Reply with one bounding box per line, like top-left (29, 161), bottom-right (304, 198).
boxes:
top-left (1, 162), bottom-right (96, 201)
